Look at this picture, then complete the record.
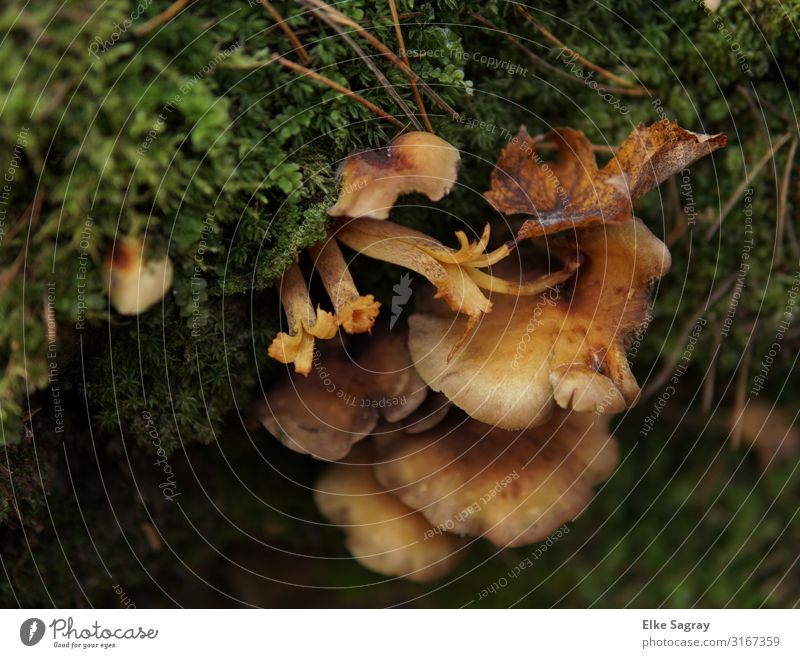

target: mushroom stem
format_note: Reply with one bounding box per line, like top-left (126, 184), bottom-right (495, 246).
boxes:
top-left (268, 262), bottom-right (338, 375)
top-left (308, 234), bottom-right (381, 334)
top-left (333, 217), bottom-right (493, 321)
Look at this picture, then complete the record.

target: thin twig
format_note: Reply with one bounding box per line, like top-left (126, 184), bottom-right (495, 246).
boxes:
top-left (388, 0), bottom-right (432, 132)
top-left (776, 136), bottom-right (798, 259)
top-left (705, 132), bottom-right (792, 240)
top-left (260, 0), bottom-right (310, 63)
top-left (0, 190), bottom-right (44, 293)
top-left (642, 276), bottom-right (736, 400)
top-left (515, 5), bottom-right (652, 94)
top-left (737, 84), bottom-right (792, 125)
top-left (133, 0), bottom-right (190, 37)
top-left (270, 53), bottom-right (403, 128)
top-left (729, 338), bottom-right (754, 449)
top-left (470, 12), bottom-right (648, 98)
top-left (701, 317), bottom-right (725, 412)
top-left (300, 0), bottom-right (460, 120)
top-left (310, 9), bottom-right (422, 130)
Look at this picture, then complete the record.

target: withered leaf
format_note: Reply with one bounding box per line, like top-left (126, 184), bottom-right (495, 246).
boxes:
top-left (483, 119), bottom-right (727, 238)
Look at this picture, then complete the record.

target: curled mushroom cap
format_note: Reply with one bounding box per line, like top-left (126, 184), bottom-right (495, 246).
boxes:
top-left (373, 410), bottom-right (616, 548)
top-left (268, 262), bottom-right (338, 375)
top-left (259, 328), bottom-right (428, 460)
top-left (328, 132), bottom-right (461, 220)
top-left (314, 460), bottom-right (464, 582)
top-left (308, 233), bottom-right (380, 334)
top-left (102, 237), bottom-right (174, 315)
top-left (409, 218), bottom-right (669, 429)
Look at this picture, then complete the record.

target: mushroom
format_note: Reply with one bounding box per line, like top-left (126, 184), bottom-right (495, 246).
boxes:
top-left (257, 348), bottom-right (378, 461)
top-left (372, 409), bottom-right (616, 547)
top-left (730, 400), bottom-right (800, 469)
top-left (259, 327), bottom-right (429, 460)
top-left (408, 218), bottom-right (669, 429)
top-left (268, 262), bottom-right (338, 375)
top-left (308, 232), bottom-right (380, 334)
top-left (314, 459), bottom-right (464, 582)
top-left (334, 217), bottom-right (571, 335)
top-left (102, 237), bottom-right (174, 315)
top-left (328, 131), bottom-right (461, 220)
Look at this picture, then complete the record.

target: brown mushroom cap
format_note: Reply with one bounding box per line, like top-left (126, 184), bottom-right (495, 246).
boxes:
top-left (373, 410), bottom-right (615, 548)
top-left (258, 350), bottom-right (379, 461)
top-left (408, 218), bottom-right (670, 429)
top-left (260, 329), bottom-right (429, 460)
top-left (328, 132), bottom-right (461, 220)
top-left (314, 461), bottom-right (464, 582)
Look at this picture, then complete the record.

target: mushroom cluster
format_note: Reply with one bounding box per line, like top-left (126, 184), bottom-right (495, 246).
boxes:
top-left (258, 119), bottom-right (725, 581)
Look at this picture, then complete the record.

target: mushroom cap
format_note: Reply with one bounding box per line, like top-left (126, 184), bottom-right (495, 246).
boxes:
top-left (355, 329), bottom-right (429, 423)
top-left (328, 132), bottom-right (461, 220)
top-left (314, 461), bottom-right (464, 582)
top-left (102, 237), bottom-right (174, 315)
top-left (259, 350), bottom-right (379, 461)
top-left (260, 329), bottom-right (429, 460)
top-left (409, 218), bottom-right (670, 429)
top-left (373, 410), bottom-right (614, 548)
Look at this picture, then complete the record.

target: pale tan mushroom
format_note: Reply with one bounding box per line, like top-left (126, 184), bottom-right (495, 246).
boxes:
top-left (328, 131), bottom-right (461, 220)
top-left (408, 218), bottom-right (669, 429)
top-left (102, 237), bottom-right (174, 315)
top-left (373, 409), bottom-right (616, 547)
top-left (257, 349), bottom-right (379, 461)
top-left (314, 459), bottom-right (464, 582)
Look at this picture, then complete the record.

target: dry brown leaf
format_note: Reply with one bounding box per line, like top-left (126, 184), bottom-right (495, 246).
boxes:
top-left (483, 119), bottom-right (726, 238)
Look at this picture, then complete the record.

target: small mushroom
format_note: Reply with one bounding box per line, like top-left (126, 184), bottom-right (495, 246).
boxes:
top-left (257, 348), bottom-right (379, 461)
top-left (373, 410), bottom-right (616, 548)
top-left (314, 459), bottom-right (464, 582)
top-left (308, 233), bottom-right (380, 334)
top-left (102, 237), bottom-right (174, 315)
top-left (730, 400), bottom-right (800, 469)
top-left (408, 218), bottom-right (669, 429)
top-left (268, 262), bottom-right (338, 375)
top-left (328, 131), bottom-right (461, 220)
top-left (259, 328), bottom-right (428, 460)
